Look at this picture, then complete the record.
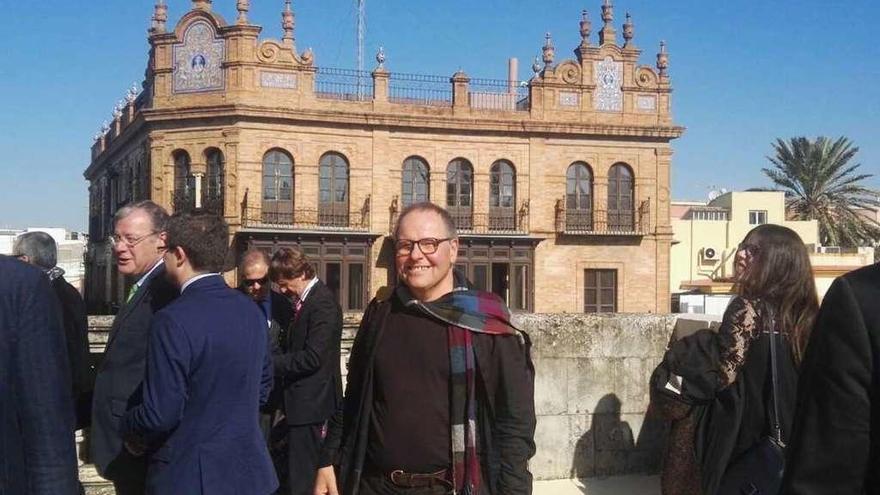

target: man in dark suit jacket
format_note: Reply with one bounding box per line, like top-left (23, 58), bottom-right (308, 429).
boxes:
top-left (783, 262), bottom-right (880, 494)
top-left (270, 247), bottom-right (343, 495)
top-left (122, 212), bottom-right (278, 495)
top-left (13, 230), bottom-right (92, 429)
top-left (91, 201), bottom-right (177, 494)
top-left (0, 255), bottom-right (79, 494)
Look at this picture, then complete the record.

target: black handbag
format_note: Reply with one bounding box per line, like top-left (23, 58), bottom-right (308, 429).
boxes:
top-left (717, 306), bottom-right (785, 495)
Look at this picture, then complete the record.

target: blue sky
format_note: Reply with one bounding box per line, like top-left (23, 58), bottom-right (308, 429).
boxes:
top-left (1, 0), bottom-right (877, 231)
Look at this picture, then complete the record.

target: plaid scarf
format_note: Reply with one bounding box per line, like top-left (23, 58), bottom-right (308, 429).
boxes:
top-left (396, 281), bottom-right (518, 495)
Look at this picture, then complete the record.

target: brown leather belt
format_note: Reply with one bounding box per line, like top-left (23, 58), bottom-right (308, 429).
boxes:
top-left (388, 469), bottom-right (452, 489)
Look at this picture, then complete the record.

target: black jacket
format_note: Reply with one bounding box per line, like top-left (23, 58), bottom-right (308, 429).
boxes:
top-left (51, 274), bottom-right (93, 430)
top-left (783, 263), bottom-right (880, 494)
top-left (274, 279), bottom-right (343, 426)
top-left (90, 264), bottom-right (177, 478)
top-left (0, 256), bottom-right (79, 494)
top-left (319, 294), bottom-right (536, 495)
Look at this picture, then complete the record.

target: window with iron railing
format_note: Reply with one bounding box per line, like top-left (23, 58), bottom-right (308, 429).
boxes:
top-left (608, 163), bottom-right (634, 231)
top-left (566, 162), bottom-right (594, 231)
top-left (402, 156), bottom-right (430, 207)
top-left (262, 149), bottom-right (294, 224)
top-left (489, 160), bottom-right (516, 230)
top-left (173, 150), bottom-right (195, 212)
top-left (204, 149), bottom-right (224, 213)
top-left (446, 158), bottom-right (473, 231)
top-left (319, 152), bottom-right (350, 227)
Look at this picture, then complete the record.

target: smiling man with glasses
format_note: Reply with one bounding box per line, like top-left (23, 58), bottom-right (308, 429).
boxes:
top-left (315, 202), bottom-right (536, 495)
top-left (91, 200), bottom-right (177, 495)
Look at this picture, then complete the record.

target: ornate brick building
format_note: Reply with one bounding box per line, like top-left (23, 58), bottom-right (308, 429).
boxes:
top-left (84, 0), bottom-right (683, 314)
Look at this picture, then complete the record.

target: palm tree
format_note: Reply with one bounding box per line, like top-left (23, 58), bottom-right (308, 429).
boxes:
top-left (763, 136), bottom-right (880, 247)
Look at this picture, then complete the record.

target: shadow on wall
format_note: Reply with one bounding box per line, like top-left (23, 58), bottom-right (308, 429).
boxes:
top-left (570, 394), bottom-right (668, 492)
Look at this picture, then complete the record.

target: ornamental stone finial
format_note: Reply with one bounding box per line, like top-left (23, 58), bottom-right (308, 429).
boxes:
top-left (282, 0), bottom-right (295, 42)
top-left (579, 10), bottom-right (592, 48)
top-left (622, 12), bottom-right (634, 47)
top-left (150, 0), bottom-right (168, 34)
top-left (542, 32), bottom-right (555, 66)
top-left (376, 46), bottom-right (386, 69)
top-left (101, 120), bottom-right (110, 133)
top-left (599, 0), bottom-right (616, 45)
top-left (657, 40), bottom-right (669, 77)
top-left (126, 83), bottom-right (139, 104)
top-left (192, 0), bottom-right (212, 11)
top-left (113, 100), bottom-right (125, 119)
top-left (236, 0), bottom-right (250, 24)
top-left (532, 56), bottom-right (543, 75)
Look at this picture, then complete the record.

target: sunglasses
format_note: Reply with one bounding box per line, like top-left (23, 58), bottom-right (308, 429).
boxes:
top-left (243, 276), bottom-right (269, 287)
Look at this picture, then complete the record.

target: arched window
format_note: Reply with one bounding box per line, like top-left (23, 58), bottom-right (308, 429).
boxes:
top-left (319, 152), bottom-right (350, 227)
top-left (608, 163), bottom-right (634, 231)
top-left (446, 158), bottom-right (473, 230)
top-left (262, 149), bottom-right (294, 224)
top-left (205, 149), bottom-right (224, 211)
top-left (566, 162), bottom-right (593, 231)
top-left (173, 150), bottom-right (194, 211)
top-left (489, 160), bottom-right (516, 230)
top-left (401, 156), bottom-right (429, 207)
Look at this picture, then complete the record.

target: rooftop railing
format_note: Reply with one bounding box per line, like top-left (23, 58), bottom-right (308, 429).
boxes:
top-left (388, 72), bottom-right (453, 106)
top-left (315, 67), bottom-right (373, 101)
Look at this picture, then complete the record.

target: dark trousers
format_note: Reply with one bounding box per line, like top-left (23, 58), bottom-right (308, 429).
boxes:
top-left (358, 475), bottom-right (452, 495)
top-left (286, 423), bottom-right (325, 495)
top-left (106, 451), bottom-right (147, 495)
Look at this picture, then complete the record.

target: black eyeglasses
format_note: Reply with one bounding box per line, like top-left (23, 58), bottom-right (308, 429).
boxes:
top-left (737, 242), bottom-right (761, 256)
top-left (243, 276), bottom-right (269, 287)
top-left (394, 237), bottom-right (453, 256)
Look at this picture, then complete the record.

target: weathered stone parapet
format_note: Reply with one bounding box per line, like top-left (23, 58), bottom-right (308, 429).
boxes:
top-left (84, 311), bottom-right (698, 485)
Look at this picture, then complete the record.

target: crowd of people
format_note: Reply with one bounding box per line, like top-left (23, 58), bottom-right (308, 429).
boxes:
top-left (1, 199), bottom-right (878, 495)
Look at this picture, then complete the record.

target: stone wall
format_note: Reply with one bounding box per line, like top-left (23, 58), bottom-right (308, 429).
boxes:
top-left (85, 312), bottom-right (680, 484)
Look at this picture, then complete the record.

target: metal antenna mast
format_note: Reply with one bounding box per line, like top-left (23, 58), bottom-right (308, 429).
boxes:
top-left (356, 0), bottom-right (366, 97)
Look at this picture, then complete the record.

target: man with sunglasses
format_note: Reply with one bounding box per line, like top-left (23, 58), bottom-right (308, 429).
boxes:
top-left (238, 248), bottom-right (293, 485)
top-left (91, 200), bottom-right (177, 495)
top-left (314, 202), bottom-right (535, 495)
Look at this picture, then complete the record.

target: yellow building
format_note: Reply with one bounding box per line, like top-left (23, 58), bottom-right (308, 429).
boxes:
top-left (671, 190), bottom-right (873, 308)
top-left (84, 0), bottom-right (683, 314)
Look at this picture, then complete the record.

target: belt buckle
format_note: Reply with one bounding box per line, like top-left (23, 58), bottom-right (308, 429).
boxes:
top-left (390, 469), bottom-right (410, 487)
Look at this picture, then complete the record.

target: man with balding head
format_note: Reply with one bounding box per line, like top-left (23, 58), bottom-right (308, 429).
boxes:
top-left (91, 200), bottom-right (177, 495)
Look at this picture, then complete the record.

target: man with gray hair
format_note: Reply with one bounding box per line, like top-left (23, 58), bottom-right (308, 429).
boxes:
top-left (13, 231), bottom-right (92, 431)
top-left (90, 200), bottom-right (177, 495)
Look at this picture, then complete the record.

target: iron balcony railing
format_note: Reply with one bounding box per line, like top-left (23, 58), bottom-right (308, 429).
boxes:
top-left (555, 199), bottom-right (651, 235)
top-left (447, 208), bottom-right (529, 235)
top-left (389, 72), bottom-right (452, 106)
top-left (240, 191), bottom-right (370, 231)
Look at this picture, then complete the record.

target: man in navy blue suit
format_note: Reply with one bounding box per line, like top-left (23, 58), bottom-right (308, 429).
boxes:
top-left (121, 211), bottom-right (278, 495)
top-left (0, 255), bottom-right (79, 494)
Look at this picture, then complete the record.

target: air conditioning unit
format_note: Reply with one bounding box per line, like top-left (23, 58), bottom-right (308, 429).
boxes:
top-left (702, 247), bottom-right (719, 260)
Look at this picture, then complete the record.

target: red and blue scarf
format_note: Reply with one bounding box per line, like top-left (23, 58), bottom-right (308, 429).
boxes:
top-left (396, 282), bottom-right (518, 495)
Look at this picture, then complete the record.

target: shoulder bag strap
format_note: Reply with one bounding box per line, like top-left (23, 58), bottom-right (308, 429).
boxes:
top-left (766, 303), bottom-right (784, 446)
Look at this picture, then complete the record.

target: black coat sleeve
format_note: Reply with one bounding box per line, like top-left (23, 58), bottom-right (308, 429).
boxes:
top-left (319, 299), bottom-right (378, 468)
top-left (782, 276), bottom-right (873, 494)
top-left (492, 332), bottom-right (537, 495)
top-left (273, 292), bottom-right (342, 379)
top-left (17, 273), bottom-right (79, 494)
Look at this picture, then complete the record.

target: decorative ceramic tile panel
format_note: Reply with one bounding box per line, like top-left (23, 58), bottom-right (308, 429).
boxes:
top-left (173, 21), bottom-right (225, 94)
top-left (559, 91), bottom-right (580, 107)
top-left (636, 95), bottom-right (657, 111)
top-left (593, 57), bottom-right (623, 112)
top-left (261, 71), bottom-right (298, 89)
